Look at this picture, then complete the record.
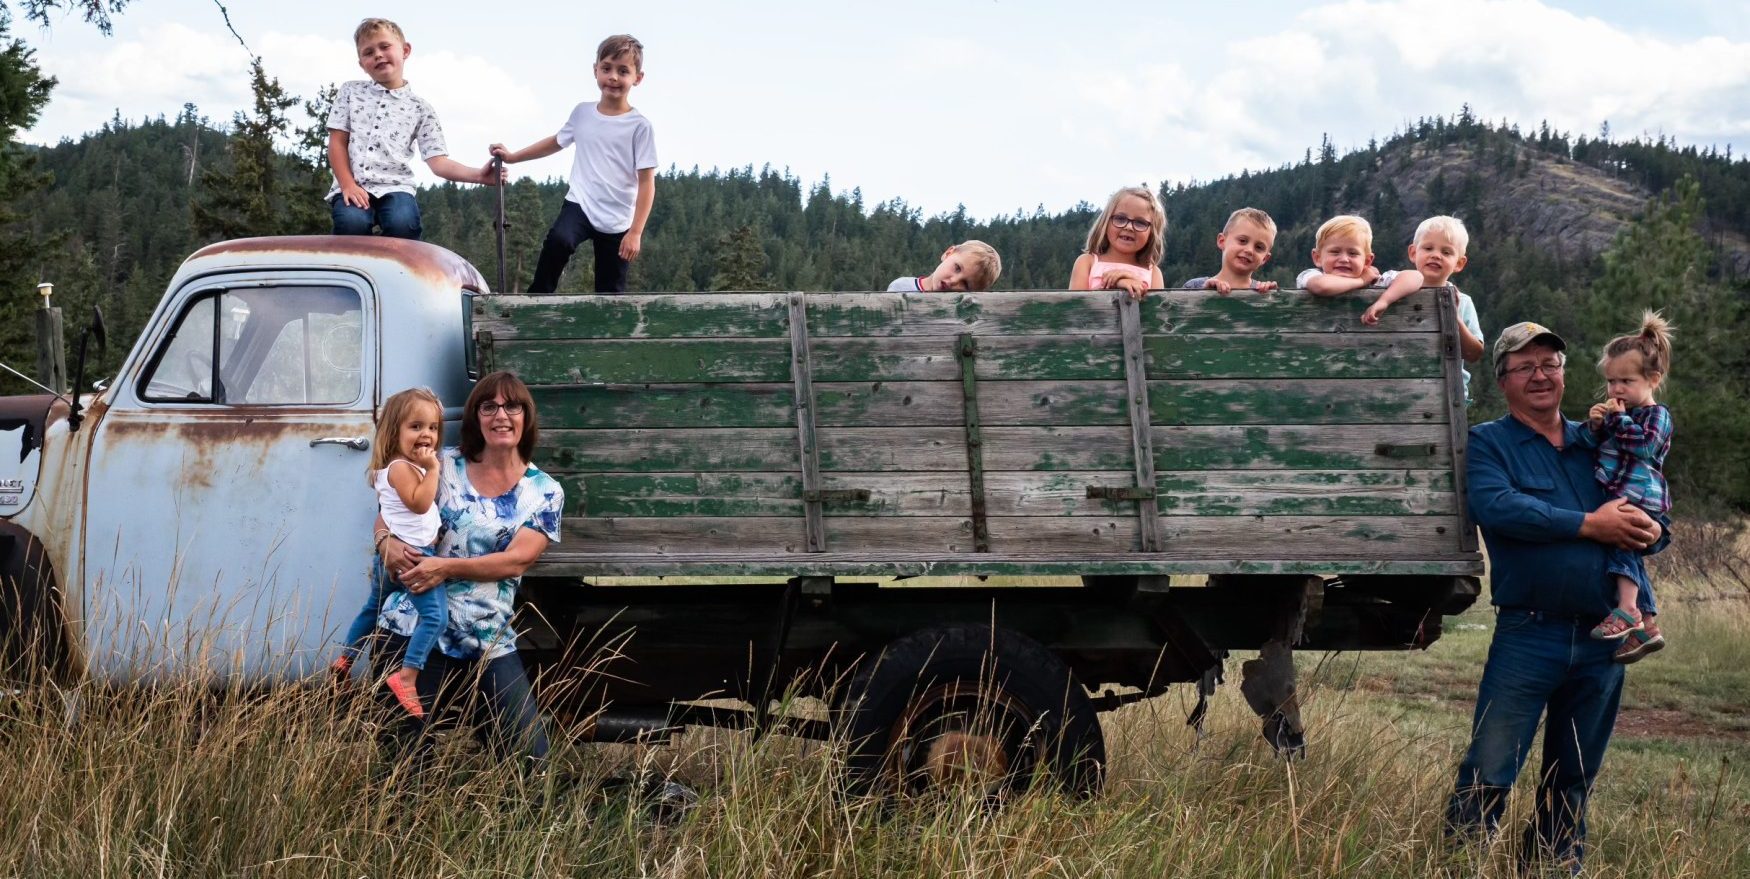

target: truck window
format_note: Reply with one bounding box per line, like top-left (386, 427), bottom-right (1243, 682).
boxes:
top-left (140, 286), bottom-right (362, 405)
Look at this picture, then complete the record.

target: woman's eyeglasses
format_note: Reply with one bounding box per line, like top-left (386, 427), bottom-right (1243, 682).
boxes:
top-left (478, 401), bottom-right (525, 416)
top-left (1109, 214), bottom-right (1153, 232)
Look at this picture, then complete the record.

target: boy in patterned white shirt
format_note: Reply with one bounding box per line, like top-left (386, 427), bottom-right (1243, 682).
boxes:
top-left (327, 18), bottom-right (499, 240)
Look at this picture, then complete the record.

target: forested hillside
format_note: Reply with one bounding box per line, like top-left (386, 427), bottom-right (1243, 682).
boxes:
top-left (5, 93), bottom-right (1749, 511)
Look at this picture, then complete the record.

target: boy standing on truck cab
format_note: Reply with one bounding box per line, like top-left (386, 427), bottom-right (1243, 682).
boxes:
top-left (327, 18), bottom-right (501, 240)
top-left (492, 35), bottom-right (657, 294)
top-left (1180, 207), bottom-right (1280, 294)
top-left (887, 240), bottom-right (1002, 292)
top-left (1296, 214), bottom-right (1424, 308)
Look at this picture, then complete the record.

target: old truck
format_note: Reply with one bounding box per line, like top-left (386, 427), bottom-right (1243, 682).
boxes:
top-left (2, 235), bottom-right (1481, 793)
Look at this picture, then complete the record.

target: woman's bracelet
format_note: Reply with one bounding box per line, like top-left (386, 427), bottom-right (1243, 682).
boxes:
top-left (374, 529), bottom-right (393, 553)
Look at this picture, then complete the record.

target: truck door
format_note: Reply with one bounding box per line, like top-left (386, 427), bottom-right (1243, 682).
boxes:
top-left (83, 275), bottom-right (376, 682)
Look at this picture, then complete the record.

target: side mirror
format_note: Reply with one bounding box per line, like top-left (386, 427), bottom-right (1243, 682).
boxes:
top-left (66, 305), bottom-right (108, 432)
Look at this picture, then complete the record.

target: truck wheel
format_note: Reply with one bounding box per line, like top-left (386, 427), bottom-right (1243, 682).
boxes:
top-left (836, 624), bottom-right (1105, 798)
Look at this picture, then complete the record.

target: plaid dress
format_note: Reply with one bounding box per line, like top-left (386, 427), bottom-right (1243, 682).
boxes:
top-left (1578, 404), bottom-right (1673, 515)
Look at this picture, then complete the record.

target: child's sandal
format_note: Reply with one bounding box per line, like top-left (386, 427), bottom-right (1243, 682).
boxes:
top-left (1614, 623), bottom-right (1665, 664)
top-left (1590, 607), bottom-right (1642, 641)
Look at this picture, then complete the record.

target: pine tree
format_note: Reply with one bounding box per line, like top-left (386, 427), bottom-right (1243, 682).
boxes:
top-left (0, 25), bottom-right (54, 393)
top-left (191, 59), bottom-right (325, 240)
top-left (712, 225), bottom-right (769, 291)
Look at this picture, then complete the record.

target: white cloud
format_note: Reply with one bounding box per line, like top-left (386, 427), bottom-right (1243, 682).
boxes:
top-left (16, 0), bottom-right (1750, 219)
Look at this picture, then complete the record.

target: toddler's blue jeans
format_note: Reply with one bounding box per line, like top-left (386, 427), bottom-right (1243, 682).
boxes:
top-left (338, 544), bottom-right (445, 671)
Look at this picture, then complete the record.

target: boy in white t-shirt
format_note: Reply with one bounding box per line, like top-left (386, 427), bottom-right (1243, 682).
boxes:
top-left (492, 34), bottom-right (657, 293)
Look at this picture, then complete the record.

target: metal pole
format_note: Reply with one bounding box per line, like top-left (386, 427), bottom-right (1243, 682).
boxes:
top-left (493, 156), bottom-right (508, 294)
top-left (34, 283), bottom-right (66, 395)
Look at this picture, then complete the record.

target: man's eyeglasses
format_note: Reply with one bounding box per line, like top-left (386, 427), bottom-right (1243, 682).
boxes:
top-left (1502, 361), bottom-right (1564, 380)
top-left (478, 401), bottom-right (525, 416)
top-left (1109, 214), bottom-right (1153, 232)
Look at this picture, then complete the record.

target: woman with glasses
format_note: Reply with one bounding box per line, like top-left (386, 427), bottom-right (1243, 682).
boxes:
top-left (1068, 185), bottom-right (1166, 300)
top-left (372, 371), bottom-right (563, 769)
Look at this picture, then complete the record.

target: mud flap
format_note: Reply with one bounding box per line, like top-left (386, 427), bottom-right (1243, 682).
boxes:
top-left (1224, 574), bottom-right (1322, 759)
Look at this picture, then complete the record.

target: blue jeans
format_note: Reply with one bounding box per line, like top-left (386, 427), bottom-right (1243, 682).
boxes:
top-left (1446, 607), bottom-right (1625, 869)
top-left (372, 632), bottom-right (550, 770)
top-left (1605, 548), bottom-right (1659, 615)
top-left (339, 546), bottom-right (445, 670)
top-left (528, 199), bottom-right (629, 293)
top-left (330, 191), bottom-right (423, 240)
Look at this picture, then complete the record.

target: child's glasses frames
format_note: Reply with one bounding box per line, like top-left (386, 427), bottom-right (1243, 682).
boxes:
top-left (478, 401), bottom-right (525, 416)
top-left (1109, 214), bottom-right (1153, 232)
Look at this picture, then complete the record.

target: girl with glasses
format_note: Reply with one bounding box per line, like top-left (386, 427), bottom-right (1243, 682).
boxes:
top-left (1069, 185), bottom-right (1166, 300)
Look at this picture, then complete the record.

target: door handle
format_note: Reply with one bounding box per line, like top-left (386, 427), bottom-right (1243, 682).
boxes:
top-left (310, 436), bottom-right (370, 451)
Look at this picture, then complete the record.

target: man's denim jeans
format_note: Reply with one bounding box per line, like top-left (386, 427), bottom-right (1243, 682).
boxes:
top-left (1446, 607), bottom-right (1625, 868)
top-left (331, 191), bottom-right (423, 240)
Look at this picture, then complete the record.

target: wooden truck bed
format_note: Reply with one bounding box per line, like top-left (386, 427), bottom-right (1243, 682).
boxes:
top-left (472, 288), bottom-right (1483, 580)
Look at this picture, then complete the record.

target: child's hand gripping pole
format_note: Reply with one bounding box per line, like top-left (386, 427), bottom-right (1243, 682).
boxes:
top-left (493, 156), bottom-right (508, 294)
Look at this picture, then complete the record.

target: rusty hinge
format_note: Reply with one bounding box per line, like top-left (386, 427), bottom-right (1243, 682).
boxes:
top-left (1374, 443), bottom-right (1437, 458)
top-left (1086, 486), bottom-right (1157, 501)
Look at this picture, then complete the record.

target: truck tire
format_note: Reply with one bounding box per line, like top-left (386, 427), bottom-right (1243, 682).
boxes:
top-left (836, 624), bottom-right (1105, 798)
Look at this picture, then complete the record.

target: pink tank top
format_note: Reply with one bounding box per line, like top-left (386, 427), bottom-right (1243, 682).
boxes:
top-left (1088, 259), bottom-right (1152, 290)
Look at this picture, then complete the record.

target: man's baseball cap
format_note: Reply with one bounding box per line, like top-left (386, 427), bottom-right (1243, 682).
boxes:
top-left (1492, 321), bottom-right (1567, 368)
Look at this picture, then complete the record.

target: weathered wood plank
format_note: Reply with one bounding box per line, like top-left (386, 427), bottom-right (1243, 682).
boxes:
top-left (559, 515), bottom-right (1465, 556)
top-left (559, 472), bottom-right (971, 518)
top-left (551, 469), bottom-right (1454, 519)
top-left (542, 427), bottom-right (965, 472)
top-left (479, 289), bottom-right (1439, 341)
top-left (984, 424), bottom-right (1453, 470)
top-left (1435, 287), bottom-right (1481, 553)
top-left (983, 515), bottom-right (1464, 554)
top-left (495, 332), bottom-right (1439, 387)
top-left (475, 294), bottom-right (791, 340)
top-left (539, 423), bottom-right (1453, 473)
top-left (529, 553), bottom-right (1484, 578)
top-left (536, 379), bottom-right (1443, 429)
top-left (1118, 296), bottom-right (1164, 551)
top-left (788, 294), bottom-right (826, 551)
top-left (492, 339), bottom-right (794, 384)
top-left (562, 516), bottom-right (977, 554)
top-left (984, 470), bottom-right (1456, 517)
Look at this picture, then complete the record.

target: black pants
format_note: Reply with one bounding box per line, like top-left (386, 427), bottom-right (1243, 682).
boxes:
top-left (371, 631), bottom-right (550, 772)
top-left (528, 199), bottom-right (629, 293)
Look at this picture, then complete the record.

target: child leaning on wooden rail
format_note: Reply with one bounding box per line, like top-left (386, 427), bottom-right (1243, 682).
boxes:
top-left (1363, 215), bottom-right (1488, 399)
top-left (492, 34), bottom-right (657, 293)
top-left (326, 18), bottom-right (502, 239)
top-left (1180, 207), bottom-right (1281, 294)
top-left (1577, 312), bottom-right (1677, 663)
top-left (1295, 214), bottom-right (1424, 309)
top-left (887, 240), bottom-right (1003, 292)
top-left (1069, 185), bottom-right (1166, 300)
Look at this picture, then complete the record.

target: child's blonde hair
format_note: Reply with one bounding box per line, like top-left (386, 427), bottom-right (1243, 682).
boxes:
top-left (1314, 215), bottom-right (1374, 255)
top-left (353, 17), bottom-right (405, 45)
top-left (368, 387), bottom-right (443, 479)
top-left (954, 240), bottom-right (1003, 291)
top-left (1224, 207), bottom-right (1278, 239)
top-left (598, 34), bottom-right (645, 70)
top-left (1084, 185), bottom-right (1166, 267)
top-left (1599, 311), bottom-right (1675, 378)
top-left (1414, 215), bottom-right (1470, 254)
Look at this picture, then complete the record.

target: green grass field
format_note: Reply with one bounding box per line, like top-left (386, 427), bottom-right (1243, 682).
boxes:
top-left (3, 552), bottom-right (1745, 877)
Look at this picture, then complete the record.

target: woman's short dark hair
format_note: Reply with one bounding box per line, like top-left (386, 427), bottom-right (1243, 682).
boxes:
top-left (460, 371), bottom-right (538, 462)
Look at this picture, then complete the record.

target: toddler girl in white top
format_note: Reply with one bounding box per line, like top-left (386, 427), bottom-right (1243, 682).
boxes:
top-left (332, 387), bottom-right (446, 718)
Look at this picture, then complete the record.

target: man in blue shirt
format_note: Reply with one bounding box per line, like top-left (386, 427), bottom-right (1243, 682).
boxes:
top-left (1445, 322), bottom-right (1667, 873)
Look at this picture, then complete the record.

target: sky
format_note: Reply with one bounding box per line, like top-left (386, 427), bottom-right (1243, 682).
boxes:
top-left (12, 0), bottom-right (1750, 220)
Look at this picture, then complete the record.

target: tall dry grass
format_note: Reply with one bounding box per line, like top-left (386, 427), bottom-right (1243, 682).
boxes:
top-left (1, 530), bottom-right (1746, 877)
